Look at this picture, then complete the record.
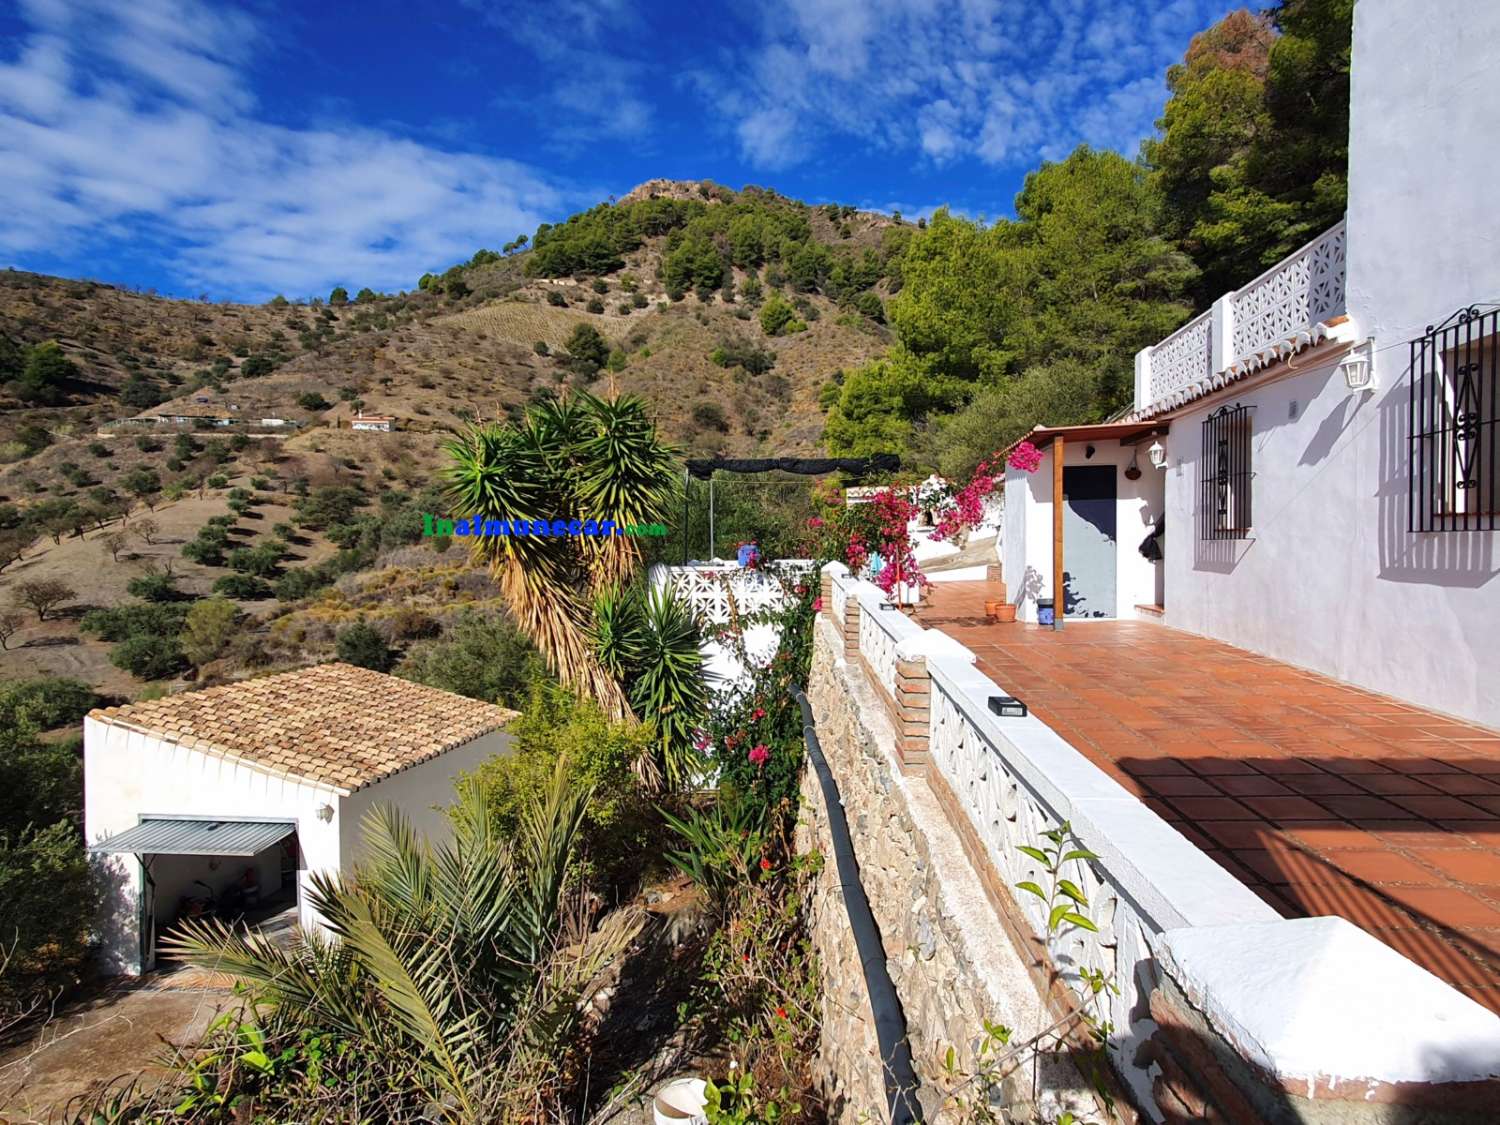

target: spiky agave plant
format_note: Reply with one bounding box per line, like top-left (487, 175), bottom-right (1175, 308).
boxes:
top-left (163, 767), bottom-right (642, 1121)
top-left (442, 391), bottom-right (680, 721)
top-left (590, 581), bottom-right (709, 789)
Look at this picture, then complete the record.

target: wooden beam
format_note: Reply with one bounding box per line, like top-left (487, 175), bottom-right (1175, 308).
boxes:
top-left (1052, 435), bottom-right (1064, 631)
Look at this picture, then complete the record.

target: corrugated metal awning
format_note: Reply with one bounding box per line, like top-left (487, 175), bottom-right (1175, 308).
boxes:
top-left (88, 818), bottom-right (295, 856)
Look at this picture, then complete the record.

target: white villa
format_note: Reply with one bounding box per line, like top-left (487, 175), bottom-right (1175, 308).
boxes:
top-left (1001, 0), bottom-right (1499, 731)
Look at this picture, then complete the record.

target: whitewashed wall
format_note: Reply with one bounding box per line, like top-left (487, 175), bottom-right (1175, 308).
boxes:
top-left (1161, 0), bottom-right (1500, 729)
top-left (1002, 444), bottom-right (1164, 623)
top-left (84, 718), bottom-right (343, 975)
top-left (338, 730), bottom-right (511, 864)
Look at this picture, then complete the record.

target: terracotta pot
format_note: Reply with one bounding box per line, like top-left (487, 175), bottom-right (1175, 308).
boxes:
top-left (994, 603), bottom-right (1017, 623)
top-left (984, 599), bottom-right (1001, 620)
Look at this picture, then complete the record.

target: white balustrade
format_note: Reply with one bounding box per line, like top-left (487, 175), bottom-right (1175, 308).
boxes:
top-left (1230, 220), bottom-right (1346, 362)
top-left (654, 560), bottom-right (816, 627)
top-left (1136, 220), bottom-right (1347, 417)
top-left (1146, 309), bottom-right (1213, 407)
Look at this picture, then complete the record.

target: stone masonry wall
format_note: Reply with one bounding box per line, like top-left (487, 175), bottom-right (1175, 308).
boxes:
top-left (798, 619), bottom-right (1098, 1123)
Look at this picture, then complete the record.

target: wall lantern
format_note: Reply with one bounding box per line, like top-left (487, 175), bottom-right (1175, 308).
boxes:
top-left (1147, 439), bottom-right (1168, 470)
top-left (1339, 337), bottom-right (1378, 393)
top-left (316, 803), bottom-right (335, 823)
top-left (988, 695), bottom-right (1028, 718)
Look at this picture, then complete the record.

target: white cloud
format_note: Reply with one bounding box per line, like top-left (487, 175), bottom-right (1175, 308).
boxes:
top-left (0, 0), bottom-right (573, 299)
top-left (698, 0), bottom-right (1235, 171)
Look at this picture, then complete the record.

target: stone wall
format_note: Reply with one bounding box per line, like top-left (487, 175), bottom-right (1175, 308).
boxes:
top-left (798, 619), bottom-right (1099, 1123)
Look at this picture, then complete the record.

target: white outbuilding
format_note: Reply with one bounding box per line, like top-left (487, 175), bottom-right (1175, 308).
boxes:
top-left (84, 662), bottom-right (516, 975)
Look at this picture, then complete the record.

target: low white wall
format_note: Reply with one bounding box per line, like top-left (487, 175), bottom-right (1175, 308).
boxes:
top-left (83, 718), bottom-right (342, 975)
top-left (1003, 444), bottom-right (1163, 622)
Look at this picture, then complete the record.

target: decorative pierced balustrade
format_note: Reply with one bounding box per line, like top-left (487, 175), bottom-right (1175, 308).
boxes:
top-left (653, 560), bottom-right (816, 626)
top-left (1230, 220), bottom-right (1346, 361)
top-left (1146, 309), bottom-right (1213, 407)
top-left (854, 585), bottom-right (920, 698)
top-left (1136, 220), bottom-right (1347, 417)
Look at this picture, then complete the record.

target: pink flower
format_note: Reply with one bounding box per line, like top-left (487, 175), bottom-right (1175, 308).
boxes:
top-left (751, 707), bottom-right (766, 721)
top-left (807, 516), bottom-right (824, 529)
top-left (693, 732), bottom-right (711, 751)
top-left (749, 744), bottom-right (770, 768)
top-left (812, 596), bottom-right (823, 612)
top-left (760, 858), bottom-right (773, 872)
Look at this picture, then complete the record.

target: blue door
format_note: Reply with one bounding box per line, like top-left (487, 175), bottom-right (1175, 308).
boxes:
top-left (1062, 466), bottom-right (1116, 619)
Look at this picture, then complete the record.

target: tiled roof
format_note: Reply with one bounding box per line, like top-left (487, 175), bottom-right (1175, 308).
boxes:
top-left (88, 663), bottom-right (517, 793)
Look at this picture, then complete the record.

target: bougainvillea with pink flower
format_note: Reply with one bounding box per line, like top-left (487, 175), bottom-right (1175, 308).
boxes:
top-left (1007, 439), bottom-right (1044, 474)
top-left (933, 456), bottom-right (1002, 543)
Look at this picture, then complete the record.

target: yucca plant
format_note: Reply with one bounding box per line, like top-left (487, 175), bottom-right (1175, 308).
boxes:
top-left (443, 391), bottom-right (681, 722)
top-left (162, 764), bottom-right (642, 1121)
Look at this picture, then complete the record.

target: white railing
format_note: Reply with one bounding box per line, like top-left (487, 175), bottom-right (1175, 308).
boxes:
top-left (652, 560), bottom-right (816, 626)
top-left (1136, 220), bottom-right (1346, 417)
top-left (1230, 220), bottom-right (1346, 361)
top-left (853, 583), bottom-right (923, 697)
top-left (1145, 309), bottom-right (1212, 406)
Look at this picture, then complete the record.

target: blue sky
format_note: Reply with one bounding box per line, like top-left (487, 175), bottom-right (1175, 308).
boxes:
top-left (0, 0), bottom-right (1239, 302)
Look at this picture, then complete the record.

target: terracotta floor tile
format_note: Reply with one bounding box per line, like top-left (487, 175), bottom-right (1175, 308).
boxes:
top-left (1279, 877), bottom-right (1418, 930)
top-left (1316, 794), bottom-right (1418, 819)
top-left (1211, 774), bottom-right (1295, 797)
top-left (1377, 886), bottom-right (1500, 927)
top-left (1410, 848), bottom-right (1500, 886)
top-left (1168, 796), bottom-right (1260, 821)
top-left (1279, 773), bottom-right (1368, 797)
top-left (1329, 849), bottom-right (1448, 886)
top-left (1143, 776), bottom-right (1222, 797)
top-left (1282, 823), bottom-right (1386, 850)
top-left (1353, 773), bottom-right (1446, 797)
top-left (1197, 820), bottom-right (1277, 850)
top-left (1240, 795), bottom-right (1334, 821)
top-left (1390, 795), bottom-right (1496, 820)
top-left (1420, 773), bottom-right (1500, 796)
top-left (1182, 757), bottom-right (1262, 776)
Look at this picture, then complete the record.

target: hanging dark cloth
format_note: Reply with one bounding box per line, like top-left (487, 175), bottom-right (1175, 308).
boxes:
top-left (684, 454), bottom-right (900, 480)
top-left (1139, 514), bottom-right (1165, 562)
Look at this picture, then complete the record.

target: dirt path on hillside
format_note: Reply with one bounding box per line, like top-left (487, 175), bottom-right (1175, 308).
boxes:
top-left (0, 976), bottom-right (239, 1123)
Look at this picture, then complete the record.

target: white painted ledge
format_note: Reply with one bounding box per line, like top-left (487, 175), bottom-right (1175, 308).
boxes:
top-left (1157, 917), bottom-right (1500, 1088)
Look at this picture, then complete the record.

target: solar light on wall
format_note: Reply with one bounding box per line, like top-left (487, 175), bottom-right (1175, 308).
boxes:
top-left (879, 602), bottom-right (899, 611)
top-left (1339, 337), bottom-right (1377, 393)
top-left (988, 695), bottom-right (1028, 718)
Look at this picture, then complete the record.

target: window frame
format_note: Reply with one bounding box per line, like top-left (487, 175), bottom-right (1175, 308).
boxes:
top-left (1409, 306), bottom-right (1500, 532)
top-left (1199, 403), bottom-right (1254, 541)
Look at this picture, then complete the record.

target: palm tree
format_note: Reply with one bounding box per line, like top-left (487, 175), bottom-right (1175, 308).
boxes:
top-left (164, 766), bottom-right (641, 1121)
top-left (443, 392), bottom-right (680, 722)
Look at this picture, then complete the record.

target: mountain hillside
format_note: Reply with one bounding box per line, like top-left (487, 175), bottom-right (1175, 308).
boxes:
top-left (1, 181), bottom-right (905, 509)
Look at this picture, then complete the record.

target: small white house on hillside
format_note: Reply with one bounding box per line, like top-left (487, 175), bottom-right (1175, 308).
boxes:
top-left (1001, 0), bottom-right (1500, 729)
top-left (85, 663), bottom-right (515, 975)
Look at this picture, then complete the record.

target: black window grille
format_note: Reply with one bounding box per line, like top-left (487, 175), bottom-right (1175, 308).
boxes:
top-left (1200, 404), bottom-right (1252, 540)
top-left (1409, 305), bottom-right (1499, 532)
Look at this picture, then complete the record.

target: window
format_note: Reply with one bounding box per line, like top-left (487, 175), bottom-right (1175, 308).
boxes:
top-left (1410, 306), bottom-right (1499, 532)
top-left (1200, 404), bottom-right (1252, 540)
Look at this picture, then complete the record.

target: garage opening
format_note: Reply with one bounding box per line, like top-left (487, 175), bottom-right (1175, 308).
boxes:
top-left (89, 817), bottom-right (299, 971)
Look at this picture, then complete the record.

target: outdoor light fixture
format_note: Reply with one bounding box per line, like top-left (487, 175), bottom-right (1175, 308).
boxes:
top-left (1148, 439), bottom-right (1168, 470)
top-left (316, 804), bottom-right (335, 823)
top-left (1339, 337), bottom-right (1378, 393)
top-left (988, 695), bottom-right (1028, 718)
top-left (879, 602), bottom-right (899, 611)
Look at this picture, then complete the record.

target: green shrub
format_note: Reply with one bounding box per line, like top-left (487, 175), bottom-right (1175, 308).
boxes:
top-left (206, 473), bottom-right (229, 489)
top-left (81, 602), bottom-right (188, 642)
top-left (212, 573), bottom-right (272, 599)
top-left (466, 678), bottom-right (655, 892)
top-left (335, 621), bottom-right (392, 672)
top-left (110, 633), bottom-right (186, 680)
top-left (397, 612), bottom-right (545, 708)
top-left (0, 677), bottom-right (97, 733)
top-left (125, 570), bottom-right (180, 602)
top-left (545, 289), bottom-right (567, 307)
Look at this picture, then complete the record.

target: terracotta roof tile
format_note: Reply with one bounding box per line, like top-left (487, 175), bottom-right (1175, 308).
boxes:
top-left (87, 663), bottom-right (517, 793)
